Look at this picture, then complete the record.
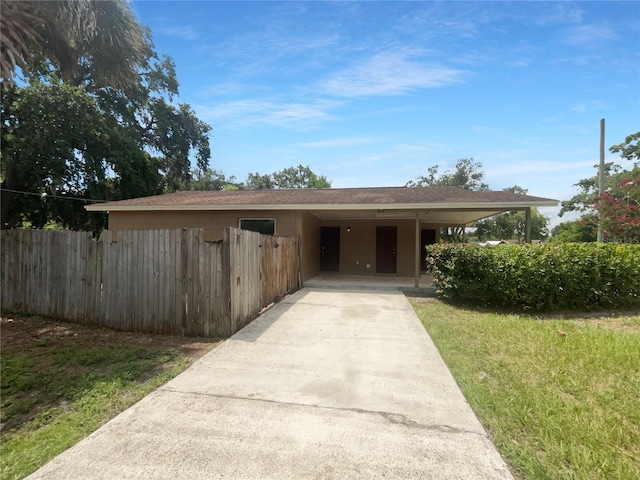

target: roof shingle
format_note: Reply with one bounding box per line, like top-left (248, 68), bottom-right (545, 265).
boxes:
top-left (87, 186), bottom-right (557, 211)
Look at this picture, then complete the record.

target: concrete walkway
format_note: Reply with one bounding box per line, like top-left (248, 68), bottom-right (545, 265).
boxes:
top-left (28, 288), bottom-right (513, 479)
top-left (304, 273), bottom-right (436, 296)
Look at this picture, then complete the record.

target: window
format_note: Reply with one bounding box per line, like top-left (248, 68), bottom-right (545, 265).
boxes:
top-left (239, 218), bottom-right (276, 235)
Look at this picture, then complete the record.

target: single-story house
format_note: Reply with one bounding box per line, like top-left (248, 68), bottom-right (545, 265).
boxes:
top-left (86, 186), bottom-right (557, 286)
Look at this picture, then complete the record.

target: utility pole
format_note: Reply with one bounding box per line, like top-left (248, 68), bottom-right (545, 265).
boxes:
top-left (597, 118), bottom-right (605, 243)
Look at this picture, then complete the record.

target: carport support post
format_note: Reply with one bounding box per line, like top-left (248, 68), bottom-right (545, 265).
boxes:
top-left (525, 207), bottom-right (532, 243)
top-left (414, 212), bottom-right (420, 288)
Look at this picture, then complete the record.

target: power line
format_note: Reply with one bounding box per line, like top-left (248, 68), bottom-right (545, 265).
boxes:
top-left (0, 188), bottom-right (109, 203)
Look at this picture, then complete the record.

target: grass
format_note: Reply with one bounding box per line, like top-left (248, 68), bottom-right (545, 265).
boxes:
top-left (410, 299), bottom-right (640, 480)
top-left (0, 315), bottom-right (219, 480)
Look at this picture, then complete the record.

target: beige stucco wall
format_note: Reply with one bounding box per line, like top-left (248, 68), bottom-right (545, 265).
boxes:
top-left (300, 212), bottom-right (321, 280)
top-left (107, 211), bottom-right (440, 281)
top-left (317, 219), bottom-right (440, 277)
top-left (108, 210), bottom-right (302, 241)
top-left (108, 210), bottom-right (320, 280)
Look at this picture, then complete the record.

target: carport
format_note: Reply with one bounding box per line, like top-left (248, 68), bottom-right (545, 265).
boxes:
top-left (307, 188), bottom-right (558, 287)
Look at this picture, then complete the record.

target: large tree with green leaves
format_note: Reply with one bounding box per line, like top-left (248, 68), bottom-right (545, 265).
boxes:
top-left (560, 132), bottom-right (640, 242)
top-left (1, 0), bottom-right (147, 87)
top-left (407, 158), bottom-right (490, 241)
top-left (474, 186), bottom-right (550, 242)
top-left (406, 158), bottom-right (489, 190)
top-left (548, 216), bottom-right (598, 243)
top-left (1, 28), bottom-right (211, 232)
top-left (183, 168), bottom-right (239, 191)
top-left (242, 165), bottom-right (331, 190)
top-left (475, 209), bottom-right (549, 242)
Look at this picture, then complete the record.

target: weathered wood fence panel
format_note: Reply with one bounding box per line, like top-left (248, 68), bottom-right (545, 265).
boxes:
top-left (0, 227), bottom-right (300, 337)
top-left (260, 234), bottom-right (301, 308)
top-left (225, 228), bottom-right (261, 335)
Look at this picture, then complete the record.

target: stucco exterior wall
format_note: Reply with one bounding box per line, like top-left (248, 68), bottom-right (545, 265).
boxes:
top-left (300, 212), bottom-right (321, 280)
top-left (318, 219), bottom-right (439, 276)
top-left (107, 210), bottom-right (324, 281)
top-left (109, 210), bottom-right (301, 240)
top-left (107, 211), bottom-right (440, 281)
top-left (318, 219), bottom-right (406, 276)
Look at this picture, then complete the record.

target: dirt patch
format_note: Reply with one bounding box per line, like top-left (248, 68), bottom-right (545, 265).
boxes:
top-left (406, 295), bottom-right (438, 305)
top-left (1, 314), bottom-right (222, 434)
top-left (0, 314), bottom-right (220, 362)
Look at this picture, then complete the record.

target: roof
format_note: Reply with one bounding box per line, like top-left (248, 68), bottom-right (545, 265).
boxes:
top-left (86, 186), bottom-right (558, 226)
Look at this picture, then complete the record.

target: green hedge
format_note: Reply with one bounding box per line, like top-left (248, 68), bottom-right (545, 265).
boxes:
top-left (426, 243), bottom-right (640, 311)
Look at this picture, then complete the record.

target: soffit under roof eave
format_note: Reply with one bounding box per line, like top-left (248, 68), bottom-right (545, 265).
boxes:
top-left (313, 209), bottom-right (505, 219)
top-left (86, 200), bottom-right (558, 212)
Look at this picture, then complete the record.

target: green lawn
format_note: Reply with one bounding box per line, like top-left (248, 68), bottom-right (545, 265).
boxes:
top-left (0, 315), bottom-right (218, 480)
top-left (410, 299), bottom-right (640, 480)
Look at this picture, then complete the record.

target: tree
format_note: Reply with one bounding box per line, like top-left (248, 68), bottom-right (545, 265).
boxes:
top-left (407, 158), bottom-right (489, 241)
top-left (610, 132), bottom-right (640, 163)
top-left (185, 168), bottom-right (239, 191)
top-left (243, 172), bottom-right (275, 190)
top-left (406, 158), bottom-right (489, 190)
top-left (560, 131), bottom-right (640, 242)
top-left (1, 32), bottom-right (211, 232)
top-left (595, 172), bottom-right (640, 241)
top-left (559, 162), bottom-right (621, 216)
top-left (549, 216), bottom-right (597, 243)
top-left (270, 165), bottom-right (331, 189)
top-left (1, 79), bottom-right (164, 232)
top-left (241, 165), bottom-right (331, 190)
top-left (1, 0), bottom-right (147, 87)
top-left (474, 187), bottom-right (549, 242)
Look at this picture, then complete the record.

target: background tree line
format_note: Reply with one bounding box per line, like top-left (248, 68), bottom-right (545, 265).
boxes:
top-left (406, 158), bottom-right (550, 242)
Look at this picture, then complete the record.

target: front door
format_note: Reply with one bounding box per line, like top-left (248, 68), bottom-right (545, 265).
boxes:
top-left (421, 229), bottom-right (437, 271)
top-left (376, 226), bottom-right (397, 274)
top-left (320, 227), bottom-right (340, 272)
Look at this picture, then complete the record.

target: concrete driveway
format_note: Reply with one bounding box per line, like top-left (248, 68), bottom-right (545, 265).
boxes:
top-left (28, 288), bottom-right (513, 479)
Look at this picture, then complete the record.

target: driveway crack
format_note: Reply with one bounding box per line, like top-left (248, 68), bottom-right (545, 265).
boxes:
top-left (159, 387), bottom-right (483, 436)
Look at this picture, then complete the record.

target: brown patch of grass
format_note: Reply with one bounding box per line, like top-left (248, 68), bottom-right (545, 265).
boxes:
top-left (0, 314), bottom-right (219, 433)
top-left (1, 314), bottom-right (222, 480)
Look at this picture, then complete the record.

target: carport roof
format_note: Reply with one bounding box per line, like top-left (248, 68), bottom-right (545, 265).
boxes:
top-left (85, 186), bottom-right (557, 225)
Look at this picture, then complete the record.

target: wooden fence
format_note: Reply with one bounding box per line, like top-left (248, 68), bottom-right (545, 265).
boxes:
top-left (0, 227), bottom-right (300, 337)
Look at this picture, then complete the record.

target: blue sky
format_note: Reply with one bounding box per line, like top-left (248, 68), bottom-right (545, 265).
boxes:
top-left (131, 1), bottom-right (640, 225)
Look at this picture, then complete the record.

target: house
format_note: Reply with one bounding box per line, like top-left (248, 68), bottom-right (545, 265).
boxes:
top-left (85, 186), bottom-right (557, 286)
top-left (478, 240), bottom-right (507, 246)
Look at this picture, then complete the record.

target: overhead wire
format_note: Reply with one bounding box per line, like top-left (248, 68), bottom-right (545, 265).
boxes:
top-left (0, 187), bottom-right (109, 203)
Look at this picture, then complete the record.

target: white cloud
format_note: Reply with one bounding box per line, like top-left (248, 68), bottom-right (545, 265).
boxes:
top-left (293, 137), bottom-right (383, 148)
top-left (319, 48), bottom-right (467, 97)
top-left (563, 24), bottom-right (618, 47)
top-left (530, 3), bottom-right (585, 26)
top-left (486, 160), bottom-right (597, 178)
top-left (510, 58), bottom-right (532, 67)
top-left (194, 99), bottom-right (339, 129)
top-left (571, 100), bottom-right (606, 113)
top-left (156, 25), bottom-right (200, 41)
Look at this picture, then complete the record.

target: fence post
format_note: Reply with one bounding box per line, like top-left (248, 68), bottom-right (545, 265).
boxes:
top-left (180, 228), bottom-right (189, 336)
top-left (222, 227), bottom-right (232, 336)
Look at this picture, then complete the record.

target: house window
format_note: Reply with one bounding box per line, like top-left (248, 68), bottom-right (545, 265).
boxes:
top-left (239, 218), bottom-right (276, 235)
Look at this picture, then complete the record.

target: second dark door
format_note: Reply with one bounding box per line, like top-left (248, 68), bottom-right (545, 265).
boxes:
top-left (421, 229), bottom-right (437, 271)
top-left (376, 226), bottom-right (397, 274)
top-left (320, 226), bottom-right (340, 272)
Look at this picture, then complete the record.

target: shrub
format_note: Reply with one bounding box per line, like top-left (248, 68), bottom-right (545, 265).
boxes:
top-left (426, 243), bottom-right (640, 311)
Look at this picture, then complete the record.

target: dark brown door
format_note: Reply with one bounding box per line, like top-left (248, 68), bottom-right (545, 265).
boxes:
top-left (320, 227), bottom-right (340, 272)
top-left (376, 226), bottom-right (397, 274)
top-left (421, 229), bottom-right (437, 271)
